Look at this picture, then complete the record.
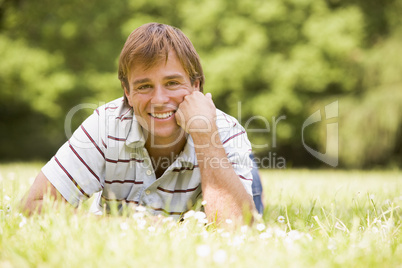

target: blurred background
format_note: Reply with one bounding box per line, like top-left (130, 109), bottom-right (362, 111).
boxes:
top-left (0, 0), bottom-right (401, 169)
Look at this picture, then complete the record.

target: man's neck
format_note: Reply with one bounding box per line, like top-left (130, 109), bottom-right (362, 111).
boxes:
top-left (145, 132), bottom-right (187, 156)
top-left (144, 133), bottom-right (188, 177)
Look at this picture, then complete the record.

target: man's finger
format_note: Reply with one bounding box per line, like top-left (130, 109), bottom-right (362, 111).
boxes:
top-left (205, 92), bottom-right (212, 99)
top-left (175, 108), bottom-right (183, 127)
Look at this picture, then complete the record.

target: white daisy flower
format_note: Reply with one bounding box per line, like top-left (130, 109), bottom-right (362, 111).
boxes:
top-left (256, 223), bottom-right (266, 231)
top-left (120, 222), bottom-right (129, 230)
top-left (19, 216), bottom-right (27, 228)
top-left (136, 205), bottom-right (146, 212)
top-left (277, 216), bottom-right (285, 223)
top-left (194, 211), bottom-right (206, 221)
top-left (213, 249), bottom-right (227, 264)
top-left (183, 210), bottom-right (195, 219)
top-left (259, 232), bottom-right (272, 240)
top-left (196, 245), bottom-right (211, 257)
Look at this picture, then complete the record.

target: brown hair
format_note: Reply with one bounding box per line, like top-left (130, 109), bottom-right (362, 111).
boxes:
top-left (118, 23), bottom-right (204, 103)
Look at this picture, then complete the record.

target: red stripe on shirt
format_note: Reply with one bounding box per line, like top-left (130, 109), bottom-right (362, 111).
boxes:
top-left (116, 108), bottom-right (131, 121)
top-left (80, 125), bottom-right (104, 158)
top-left (101, 196), bottom-right (139, 204)
top-left (54, 156), bottom-right (90, 198)
top-left (101, 138), bottom-right (107, 149)
top-left (222, 130), bottom-right (246, 145)
top-left (172, 166), bottom-right (197, 172)
top-left (105, 179), bottom-right (143, 184)
top-left (157, 184), bottom-right (200, 194)
top-left (149, 206), bottom-right (183, 215)
top-left (239, 175), bottom-right (253, 181)
top-left (222, 113), bottom-right (236, 127)
top-left (105, 158), bottom-right (144, 163)
top-left (107, 135), bottom-right (126, 141)
top-left (68, 141), bottom-right (103, 188)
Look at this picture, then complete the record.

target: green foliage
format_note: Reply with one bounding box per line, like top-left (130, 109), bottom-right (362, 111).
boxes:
top-left (0, 36), bottom-right (74, 117)
top-left (0, 0), bottom-right (401, 167)
top-left (339, 32), bottom-right (402, 168)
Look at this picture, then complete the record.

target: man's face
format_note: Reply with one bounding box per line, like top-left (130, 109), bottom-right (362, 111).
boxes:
top-left (125, 51), bottom-right (199, 145)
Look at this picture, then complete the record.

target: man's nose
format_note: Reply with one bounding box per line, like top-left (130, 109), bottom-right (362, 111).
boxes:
top-left (150, 85), bottom-right (169, 105)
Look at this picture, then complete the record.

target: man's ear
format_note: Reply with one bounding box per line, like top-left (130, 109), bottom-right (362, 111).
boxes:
top-left (122, 82), bottom-right (133, 107)
top-left (193, 79), bottom-right (200, 92)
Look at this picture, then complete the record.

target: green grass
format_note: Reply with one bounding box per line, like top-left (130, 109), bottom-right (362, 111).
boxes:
top-left (1, 163), bottom-right (402, 267)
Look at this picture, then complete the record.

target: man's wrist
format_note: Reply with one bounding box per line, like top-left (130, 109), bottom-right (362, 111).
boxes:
top-left (189, 123), bottom-right (221, 148)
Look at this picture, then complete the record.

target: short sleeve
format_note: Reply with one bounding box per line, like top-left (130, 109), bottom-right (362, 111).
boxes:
top-left (42, 109), bottom-right (106, 206)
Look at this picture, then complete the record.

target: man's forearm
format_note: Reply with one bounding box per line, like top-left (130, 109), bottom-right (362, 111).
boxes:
top-left (191, 125), bottom-right (255, 223)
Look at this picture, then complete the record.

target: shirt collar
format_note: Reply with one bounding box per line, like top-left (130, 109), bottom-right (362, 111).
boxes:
top-left (125, 114), bottom-right (146, 148)
top-left (176, 135), bottom-right (197, 166)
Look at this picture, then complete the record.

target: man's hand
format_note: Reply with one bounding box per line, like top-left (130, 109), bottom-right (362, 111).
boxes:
top-left (175, 91), bottom-right (216, 134)
top-left (20, 171), bottom-right (66, 215)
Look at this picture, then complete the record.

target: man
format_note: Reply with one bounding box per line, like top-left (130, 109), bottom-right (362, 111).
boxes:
top-left (21, 23), bottom-right (262, 222)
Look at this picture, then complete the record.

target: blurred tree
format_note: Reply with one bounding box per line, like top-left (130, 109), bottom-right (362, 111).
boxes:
top-left (0, 0), bottom-right (400, 168)
top-left (179, 0), bottom-right (368, 167)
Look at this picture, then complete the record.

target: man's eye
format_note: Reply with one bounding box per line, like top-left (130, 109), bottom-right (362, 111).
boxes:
top-left (137, 84), bottom-right (152, 90)
top-left (166, 81), bottom-right (179, 87)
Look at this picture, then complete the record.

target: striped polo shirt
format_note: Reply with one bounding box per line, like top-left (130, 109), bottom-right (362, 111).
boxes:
top-left (42, 97), bottom-right (253, 218)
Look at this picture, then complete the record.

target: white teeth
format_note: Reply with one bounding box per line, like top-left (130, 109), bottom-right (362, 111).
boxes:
top-left (150, 111), bottom-right (174, 119)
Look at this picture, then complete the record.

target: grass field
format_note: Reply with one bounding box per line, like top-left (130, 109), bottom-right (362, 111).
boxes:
top-left (1, 162), bottom-right (401, 267)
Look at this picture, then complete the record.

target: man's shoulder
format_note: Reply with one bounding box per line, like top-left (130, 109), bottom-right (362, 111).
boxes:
top-left (95, 97), bottom-right (133, 120)
top-left (215, 109), bottom-right (242, 130)
top-left (215, 109), bottom-right (250, 145)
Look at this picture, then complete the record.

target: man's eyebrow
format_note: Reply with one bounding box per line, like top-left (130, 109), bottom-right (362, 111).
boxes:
top-left (164, 74), bottom-right (185, 80)
top-left (132, 78), bottom-right (151, 86)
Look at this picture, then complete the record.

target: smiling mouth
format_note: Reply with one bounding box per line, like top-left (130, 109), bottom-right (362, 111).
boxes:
top-left (149, 111), bottom-right (175, 119)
